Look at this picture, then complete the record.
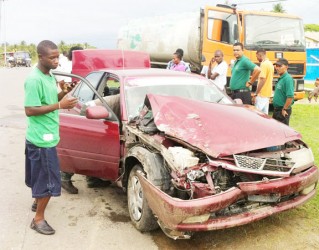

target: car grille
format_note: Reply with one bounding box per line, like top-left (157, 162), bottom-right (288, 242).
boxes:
top-left (234, 155), bottom-right (295, 173)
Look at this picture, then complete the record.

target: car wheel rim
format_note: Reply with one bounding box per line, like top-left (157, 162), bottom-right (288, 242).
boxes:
top-left (129, 175), bottom-right (143, 221)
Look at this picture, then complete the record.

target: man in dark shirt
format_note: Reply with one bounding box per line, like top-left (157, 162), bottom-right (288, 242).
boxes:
top-left (230, 42), bottom-right (260, 104)
top-left (272, 58), bottom-right (294, 125)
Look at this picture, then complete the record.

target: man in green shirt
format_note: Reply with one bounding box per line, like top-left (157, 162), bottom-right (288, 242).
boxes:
top-left (230, 42), bottom-right (260, 104)
top-left (272, 58), bottom-right (294, 125)
top-left (24, 40), bottom-right (78, 235)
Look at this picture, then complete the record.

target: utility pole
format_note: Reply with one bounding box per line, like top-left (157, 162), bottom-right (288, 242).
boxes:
top-left (0, 0), bottom-right (7, 67)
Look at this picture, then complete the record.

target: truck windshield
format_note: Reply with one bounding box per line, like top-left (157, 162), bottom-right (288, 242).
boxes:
top-left (244, 15), bottom-right (305, 51)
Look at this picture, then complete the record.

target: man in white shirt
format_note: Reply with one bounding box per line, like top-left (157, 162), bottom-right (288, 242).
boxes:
top-left (201, 50), bottom-right (228, 91)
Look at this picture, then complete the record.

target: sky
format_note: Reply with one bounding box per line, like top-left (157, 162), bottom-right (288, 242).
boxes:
top-left (0, 0), bottom-right (317, 49)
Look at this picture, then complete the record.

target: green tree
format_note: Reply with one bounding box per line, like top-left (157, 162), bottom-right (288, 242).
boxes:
top-left (272, 3), bottom-right (285, 13)
top-left (305, 24), bottom-right (319, 32)
top-left (1, 41), bottom-right (95, 66)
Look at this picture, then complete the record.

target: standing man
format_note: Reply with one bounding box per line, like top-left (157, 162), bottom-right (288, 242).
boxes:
top-left (253, 48), bottom-right (274, 114)
top-left (272, 58), bottom-right (294, 125)
top-left (24, 40), bottom-right (78, 235)
top-left (230, 42), bottom-right (261, 104)
top-left (204, 50), bottom-right (228, 91)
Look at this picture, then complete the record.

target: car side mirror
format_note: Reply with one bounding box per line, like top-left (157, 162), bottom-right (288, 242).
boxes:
top-left (86, 106), bottom-right (109, 119)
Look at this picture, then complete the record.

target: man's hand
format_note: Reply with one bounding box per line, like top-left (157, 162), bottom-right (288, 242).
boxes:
top-left (59, 94), bottom-right (78, 109)
top-left (209, 58), bottom-right (215, 67)
top-left (58, 80), bottom-right (78, 93)
top-left (252, 95), bottom-right (257, 104)
top-left (282, 109), bottom-right (288, 117)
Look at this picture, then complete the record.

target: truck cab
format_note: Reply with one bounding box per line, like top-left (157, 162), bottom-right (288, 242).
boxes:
top-left (202, 5), bottom-right (306, 99)
top-left (118, 4), bottom-right (306, 101)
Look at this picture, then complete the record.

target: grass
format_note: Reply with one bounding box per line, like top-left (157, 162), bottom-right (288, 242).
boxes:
top-left (305, 83), bottom-right (315, 90)
top-left (289, 102), bottom-right (319, 218)
top-left (290, 103), bottom-right (319, 164)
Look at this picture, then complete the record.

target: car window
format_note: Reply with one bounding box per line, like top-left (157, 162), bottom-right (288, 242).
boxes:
top-left (74, 72), bottom-right (105, 103)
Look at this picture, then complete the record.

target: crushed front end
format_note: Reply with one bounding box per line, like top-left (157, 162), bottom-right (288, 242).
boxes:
top-left (136, 141), bottom-right (318, 239)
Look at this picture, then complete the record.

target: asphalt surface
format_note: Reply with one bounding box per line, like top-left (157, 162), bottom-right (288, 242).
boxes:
top-left (0, 67), bottom-right (158, 250)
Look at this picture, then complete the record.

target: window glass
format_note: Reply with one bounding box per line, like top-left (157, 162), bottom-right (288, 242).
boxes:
top-left (75, 72), bottom-right (104, 103)
top-left (207, 10), bottom-right (238, 44)
top-left (244, 15), bottom-right (305, 51)
top-left (124, 76), bottom-right (232, 119)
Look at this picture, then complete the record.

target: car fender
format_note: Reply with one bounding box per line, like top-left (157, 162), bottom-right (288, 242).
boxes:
top-left (124, 146), bottom-right (170, 191)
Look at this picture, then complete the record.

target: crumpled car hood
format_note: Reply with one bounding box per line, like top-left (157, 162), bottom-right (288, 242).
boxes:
top-left (146, 94), bottom-right (301, 157)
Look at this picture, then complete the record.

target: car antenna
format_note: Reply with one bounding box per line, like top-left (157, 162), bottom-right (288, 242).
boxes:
top-left (121, 47), bottom-right (125, 70)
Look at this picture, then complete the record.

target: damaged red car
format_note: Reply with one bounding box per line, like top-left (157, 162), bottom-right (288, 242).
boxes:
top-left (54, 60), bottom-right (318, 240)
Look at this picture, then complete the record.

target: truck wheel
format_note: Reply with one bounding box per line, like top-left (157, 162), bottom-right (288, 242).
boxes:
top-left (127, 164), bottom-right (158, 232)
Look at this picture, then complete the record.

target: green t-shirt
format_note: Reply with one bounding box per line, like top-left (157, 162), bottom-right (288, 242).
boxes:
top-left (230, 55), bottom-right (256, 90)
top-left (24, 67), bottom-right (59, 147)
top-left (273, 72), bottom-right (294, 108)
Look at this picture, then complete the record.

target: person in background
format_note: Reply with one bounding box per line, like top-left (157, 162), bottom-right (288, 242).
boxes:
top-left (58, 51), bottom-right (68, 68)
top-left (272, 58), bottom-right (294, 125)
top-left (55, 46), bottom-right (83, 83)
top-left (167, 48), bottom-right (191, 72)
top-left (201, 50), bottom-right (228, 91)
top-left (308, 77), bottom-right (319, 102)
top-left (24, 40), bottom-right (78, 235)
top-left (230, 42), bottom-right (261, 104)
top-left (253, 48), bottom-right (274, 114)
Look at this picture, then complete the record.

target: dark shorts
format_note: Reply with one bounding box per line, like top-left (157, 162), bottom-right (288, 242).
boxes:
top-left (231, 91), bottom-right (252, 105)
top-left (25, 140), bottom-right (61, 198)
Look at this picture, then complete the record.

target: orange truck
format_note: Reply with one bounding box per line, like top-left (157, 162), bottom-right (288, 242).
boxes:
top-left (118, 4), bottom-right (306, 100)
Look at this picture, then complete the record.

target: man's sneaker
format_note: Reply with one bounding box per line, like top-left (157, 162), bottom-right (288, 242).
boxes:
top-left (61, 181), bottom-right (78, 194)
top-left (30, 219), bottom-right (55, 235)
top-left (31, 201), bottom-right (37, 212)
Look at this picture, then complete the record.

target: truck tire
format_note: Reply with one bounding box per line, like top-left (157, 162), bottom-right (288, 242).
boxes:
top-left (127, 164), bottom-right (158, 232)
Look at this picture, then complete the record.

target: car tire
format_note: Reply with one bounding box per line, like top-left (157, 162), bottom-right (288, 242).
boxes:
top-left (127, 164), bottom-right (158, 232)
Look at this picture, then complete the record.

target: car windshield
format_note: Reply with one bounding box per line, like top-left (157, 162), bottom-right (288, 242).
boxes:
top-left (124, 76), bottom-right (232, 119)
top-left (244, 15), bottom-right (305, 51)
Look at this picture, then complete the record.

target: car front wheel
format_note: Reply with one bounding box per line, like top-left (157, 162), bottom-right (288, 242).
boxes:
top-left (127, 164), bottom-right (158, 232)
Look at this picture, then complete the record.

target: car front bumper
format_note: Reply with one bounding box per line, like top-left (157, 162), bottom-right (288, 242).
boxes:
top-left (137, 166), bottom-right (318, 237)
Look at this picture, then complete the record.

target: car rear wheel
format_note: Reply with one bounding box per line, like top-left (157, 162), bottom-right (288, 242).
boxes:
top-left (127, 164), bottom-right (158, 232)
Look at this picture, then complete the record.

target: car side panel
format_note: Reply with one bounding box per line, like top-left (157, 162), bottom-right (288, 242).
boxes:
top-left (58, 111), bottom-right (120, 180)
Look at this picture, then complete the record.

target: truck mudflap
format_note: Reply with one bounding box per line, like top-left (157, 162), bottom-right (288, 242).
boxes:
top-left (136, 166), bottom-right (318, 235)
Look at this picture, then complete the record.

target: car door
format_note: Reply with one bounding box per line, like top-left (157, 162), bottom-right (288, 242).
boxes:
top-left (57, 71), bottom-right (121, 181)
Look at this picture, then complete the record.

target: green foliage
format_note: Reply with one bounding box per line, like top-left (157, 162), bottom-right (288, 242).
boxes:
top-left (57, 41), bottom-right (95, 54)
top-left (0, 41), bottom-right (95, 64)
top-left (305, 24), bottom-right (319, 32)
top-left (272, 3), bottom-right (285, 13)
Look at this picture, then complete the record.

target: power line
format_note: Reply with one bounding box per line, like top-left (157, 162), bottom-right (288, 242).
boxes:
top-left (237, 0), bottom-right (287, 5)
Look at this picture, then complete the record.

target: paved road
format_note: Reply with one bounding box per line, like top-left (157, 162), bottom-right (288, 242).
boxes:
top-left (0, 68), bottom-right (158, 250)
top-left (1, 67), bottom-right (318, 250)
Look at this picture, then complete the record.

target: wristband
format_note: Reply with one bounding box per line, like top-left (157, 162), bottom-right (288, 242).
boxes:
top-left (58, 102), bottom-right (61, 109)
